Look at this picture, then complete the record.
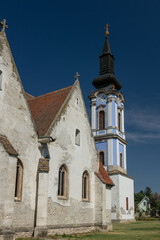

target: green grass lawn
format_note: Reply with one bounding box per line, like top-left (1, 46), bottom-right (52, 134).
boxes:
top-left (51, 221), bottom-right (160, 240)
top-left (17, 221), bottom-right (160, 240)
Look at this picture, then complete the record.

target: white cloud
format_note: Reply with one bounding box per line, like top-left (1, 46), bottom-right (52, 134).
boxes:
top-left (125, 107), bottom-right (160, 143)
top-left (126, 132), bottom-right (160, 143)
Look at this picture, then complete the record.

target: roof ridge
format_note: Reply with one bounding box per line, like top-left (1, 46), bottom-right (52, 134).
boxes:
top-left (25, 92), bottom-right (35, 98)
top-left (30, 85), bottom-right (72, 101)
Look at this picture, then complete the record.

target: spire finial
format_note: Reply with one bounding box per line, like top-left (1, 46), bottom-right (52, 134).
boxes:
top-left (104, 24), bottom-right (110, 36)
top-left (74, 72), bottom-right (80, 81)
top-left (0, 19), bottom-right (8, 32)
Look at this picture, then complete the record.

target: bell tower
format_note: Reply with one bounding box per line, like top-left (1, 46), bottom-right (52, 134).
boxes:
top-left (89, 25), bottom-right (127, 174)
top-left (89, 25), bottom-right (135, 222)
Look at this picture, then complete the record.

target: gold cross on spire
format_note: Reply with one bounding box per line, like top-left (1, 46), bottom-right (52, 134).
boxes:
top-left (104, 24), bottom-right (110, 36)
top-left (74, 72), bottom-right (80, 81)
top-left (0, 19), bottom-right (8, 32)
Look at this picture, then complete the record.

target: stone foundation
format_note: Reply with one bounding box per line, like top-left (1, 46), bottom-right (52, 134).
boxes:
top-left (0, 229), bottom-right (15, 240)
top-left (34, 223), bottom-right (113, 237)
top-left (0, 227), bottom-right (34, 240)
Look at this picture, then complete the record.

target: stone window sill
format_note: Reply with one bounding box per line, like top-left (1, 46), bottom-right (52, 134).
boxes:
top-left (82, 198), bottom-right (90, 202)
top-left (57, 196), bottom-right (68, 200)
top-left (14, 197), bottom-right (21, 202)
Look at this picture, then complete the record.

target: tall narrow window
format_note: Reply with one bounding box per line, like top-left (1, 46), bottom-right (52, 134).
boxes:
top-left (118, 112), bottom-right (121, 131)
top-left (126, 197), bottom-right (129, 210)
top-left (82, 171), bottom-right (90, 201)
top-left (120, 153), bottom-right (123, 168)
top-left (0, 70), bottom-right (2, 90)
top-left (99, 151), bottom-right (105, 165)
top-left (99, 111), bottom-right (105, 130)
top-left (15, 159), bottom-right (23, 201)
top-left (58, 165), bottom-right (68, 198)
top-left (75, 129), bottom-right (80, 146)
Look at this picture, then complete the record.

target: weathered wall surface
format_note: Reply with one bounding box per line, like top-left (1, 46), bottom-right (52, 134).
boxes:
top-left (0, 31), bottom-right (40, 232)
top-left (119, 175), bottom-right (134, 220)
top-left (0, 146), bottom-right (17, 228)
top-left (42, 82), bottom-right (112, 229)
top-left (94, 175), bottom-right (102, 225)
top-left (47, 83), bottom-right (99, 226)
top-left (110, 174), bottom-right (134, 221)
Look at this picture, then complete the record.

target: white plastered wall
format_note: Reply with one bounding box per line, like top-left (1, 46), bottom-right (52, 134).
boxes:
top-left (0, 32), bottom-right (40, 229)
top-left (46, 82), bottom-right (112, 227)
top-left (110, 174), bottom-right (134, 221)
top-left (119, 175), bottom-right (134, 220)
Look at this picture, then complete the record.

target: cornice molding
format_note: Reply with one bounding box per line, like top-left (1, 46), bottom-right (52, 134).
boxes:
top-left (107, 99), bottom-right (112, 103)
top-left (94, 133), bottom-right (127, 145)
top-left (108, 171), bottom-right (134, 180)
top-left (97, 104), bottom-right (106, 109)
top-left (117, 106), bottom-right (124, 110)
top-left (90, 101), bottom-right (96, 106)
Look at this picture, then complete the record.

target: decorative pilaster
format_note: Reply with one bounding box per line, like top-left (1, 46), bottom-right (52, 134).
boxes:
top-left (107, 98), bottom-right (112, 127)
top-left (115, 99), bottom-right (118, 129)
top-left (121, 106), bottom-right (125, 133)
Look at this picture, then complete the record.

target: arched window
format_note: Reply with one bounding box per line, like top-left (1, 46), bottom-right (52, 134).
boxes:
top-left (75, 129), bottom-right (80, 146)
top-left (99, 151), bottom-right (105, 165)
top-left (120, 153), bottom-right (123, 168)
top-left (99, 111), bottom-right (105, 130)
top-left (82, 171), bottom-right (90, 201)
top-left (15, 159), bottom-right (23, 201)
top-left (118, 112), bottom-right (121, 131)
top-left (58, 165), bottom-right (68, 198)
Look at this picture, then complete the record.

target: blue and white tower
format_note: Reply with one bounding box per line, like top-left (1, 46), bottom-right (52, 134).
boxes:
top-left (89, 25), bottom-right (135, 222)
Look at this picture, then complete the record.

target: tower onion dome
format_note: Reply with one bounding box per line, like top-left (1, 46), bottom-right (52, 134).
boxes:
top-left (92, 26), bottom-right (122, 90)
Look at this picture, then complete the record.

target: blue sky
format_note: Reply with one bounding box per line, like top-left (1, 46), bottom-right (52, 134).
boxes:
top-left (1, 0), bottom-right (160, 193)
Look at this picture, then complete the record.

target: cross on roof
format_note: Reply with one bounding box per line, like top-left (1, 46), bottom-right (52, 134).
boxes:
top-left (0, 19), bottom-right (8, 32)
top-left (74, 72), bottom-right (80, 81)
top-left (104, 24), bottom-right (110, 36)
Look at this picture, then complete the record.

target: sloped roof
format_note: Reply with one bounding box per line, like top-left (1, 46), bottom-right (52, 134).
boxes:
top-left (25, 92), bottom-right (35, 100)
top-left (0, 134), bottom-right (18, 156)
top-left (27, 86), bottom-right (72, 136)
top-left (95, 162), bottom-right (114, 187)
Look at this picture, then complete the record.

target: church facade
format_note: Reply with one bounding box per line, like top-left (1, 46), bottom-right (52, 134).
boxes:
top-left (0, 21), bottom-right (134, 240)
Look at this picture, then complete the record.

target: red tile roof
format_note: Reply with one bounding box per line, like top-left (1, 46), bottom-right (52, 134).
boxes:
top-left (27, 86), bottom-right (72, 136)
top-left (95, 162), bottom-right (114, 187)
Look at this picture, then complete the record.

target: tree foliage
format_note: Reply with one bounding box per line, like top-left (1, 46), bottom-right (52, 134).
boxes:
top-left (134, 192), bottom-right (145, 205)
top-left (144, 186), bottom-right (152, 197)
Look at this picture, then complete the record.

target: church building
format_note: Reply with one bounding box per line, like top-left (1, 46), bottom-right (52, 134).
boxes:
top-left (0, 20), bottom-right (134, 240)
